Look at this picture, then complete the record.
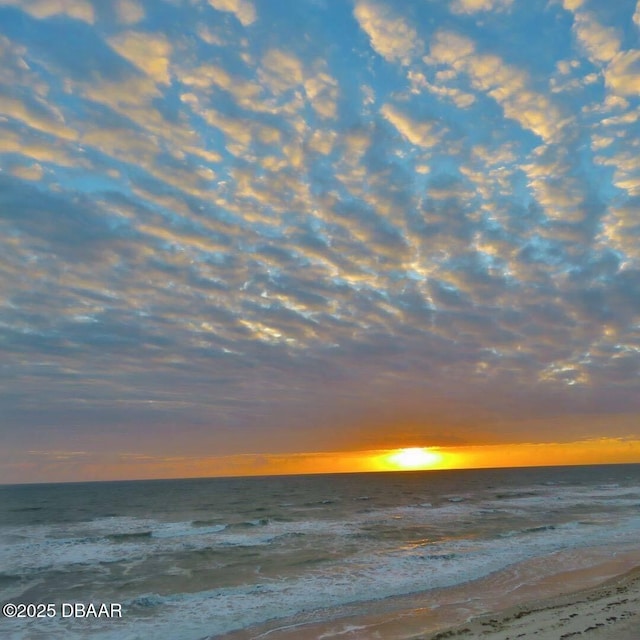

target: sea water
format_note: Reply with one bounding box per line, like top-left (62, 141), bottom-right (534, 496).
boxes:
top-left (1, 464), bottom-right (639, 639)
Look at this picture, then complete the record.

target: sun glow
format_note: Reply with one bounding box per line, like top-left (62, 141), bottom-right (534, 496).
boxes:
top-left (385, 447), bottom-right (443, 470)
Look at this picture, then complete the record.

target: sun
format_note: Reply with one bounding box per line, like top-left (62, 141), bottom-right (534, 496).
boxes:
top-left (386, 447), bottom-right (442, 470)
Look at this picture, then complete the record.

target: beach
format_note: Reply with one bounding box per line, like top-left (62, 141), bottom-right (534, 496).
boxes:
top-left (423, 565), bottom-right (640, 640)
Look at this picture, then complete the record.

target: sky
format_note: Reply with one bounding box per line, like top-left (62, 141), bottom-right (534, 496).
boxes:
top-left (1, 0), bottom-right (640, 484)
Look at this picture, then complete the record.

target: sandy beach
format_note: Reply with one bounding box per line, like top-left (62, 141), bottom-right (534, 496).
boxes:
top-left (422, 566), bottom-right (640, 640)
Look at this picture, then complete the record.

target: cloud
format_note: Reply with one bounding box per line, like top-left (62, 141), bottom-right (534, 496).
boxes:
top-left (304, 69), bottom-right (339, 119)
top-left (0, 94), bottom-right (78, 141)
top-left (108, 31), bottom-right (172, 85)
top-left (259, 49), bottom-right (304, 92)
top-left (571, 10), bottom-right (621, 64)
top-left (308, 129), bottom-right (337, 155)
top-left (353, 0), bottom-right (422, 64)
top-left (427, 30), bottom-right (565, 142)
top-left (0, 174), bottom-right (128, 259)
top-left (181, 94), bottom-right (253, 155)
top-left (80, 71), bottom-right (202, 170)
top-left (426, 30), bottom-right (475, 65)
top-left (380, 103), bottom-right (439, 148)
top-left (115, 0), bottom-right (144, 25)
top-left (605, 50), bottom-right (640, 96)
top-left (450, 0), bottom-right (513, 15)
top-left (563, 2), bottom-right (640, 98)
top-left (0, 124), bottom-right (76, 165)
top-left (599, 200), bottom-right (640, 264)
top-left (409, 70), bottom-right (476, 108)
top-left (0, 0), bottom-right (94, 23)
top-left (521, 145), bottom-right (593, 223)
top-left (179, 63), bottom-right (261, 105)
top-left (0, 35), bottom-right (40, 92)
top-left (208, 0), bottom-right (256, 27)
top-left (9, 162), bottom-right (44, 181)
top-left (81, 120), bottom-right (159, 167)
top-left (596, 144), bottom-right (640, 198)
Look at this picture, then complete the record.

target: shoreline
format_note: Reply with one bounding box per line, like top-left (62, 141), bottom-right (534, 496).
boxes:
top-left (422, 564), bottom-right (640, 640)
top-left (210, 545), bottom-right (640, 640)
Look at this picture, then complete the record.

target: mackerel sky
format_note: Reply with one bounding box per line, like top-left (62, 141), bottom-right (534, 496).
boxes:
top-left (1, 0), bottom-right (639, 482)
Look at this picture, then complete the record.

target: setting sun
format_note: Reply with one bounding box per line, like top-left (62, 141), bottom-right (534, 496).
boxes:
top-left (385, 447), bottom-right (443, 470)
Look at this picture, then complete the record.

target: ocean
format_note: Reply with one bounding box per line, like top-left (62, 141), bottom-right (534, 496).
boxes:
top-left (1, 464), bottom-right (640, 640)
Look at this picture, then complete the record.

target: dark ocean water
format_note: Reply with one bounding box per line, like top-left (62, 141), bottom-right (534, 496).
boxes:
top-left (1, 464), bottom-right (640, 639)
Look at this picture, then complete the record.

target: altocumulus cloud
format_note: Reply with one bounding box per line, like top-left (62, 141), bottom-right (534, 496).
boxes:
top-left (0, 0), bottom-right (639, 479)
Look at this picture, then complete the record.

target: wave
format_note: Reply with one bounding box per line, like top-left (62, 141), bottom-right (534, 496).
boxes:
top-left (0, 572), bottom-right (22, 585)
top-left (228, 518), bottom-right (271, 529)
top-left (522, 525), bottom-right (556, 534)
top-left (191, 519), bottom-right (223, 528)
top-left (128, 593), bottom-right (166, 609)
top-left (107, 531), bottom-right (153, 542)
